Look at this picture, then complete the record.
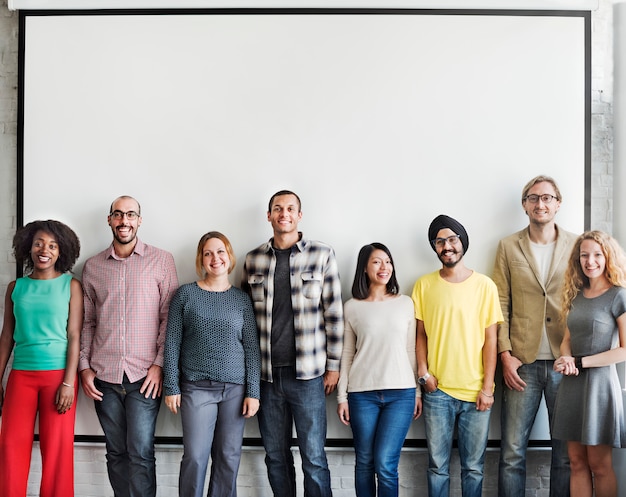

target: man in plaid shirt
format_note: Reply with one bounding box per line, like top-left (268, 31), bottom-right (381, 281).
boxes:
top-left (79, 195), bottom-right (178, 497)
top-left (242, 190), bottom-right (343, 497)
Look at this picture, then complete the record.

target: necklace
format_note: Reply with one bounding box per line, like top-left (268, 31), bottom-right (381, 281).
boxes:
top-left (198, 279), bottom-right (231, 292)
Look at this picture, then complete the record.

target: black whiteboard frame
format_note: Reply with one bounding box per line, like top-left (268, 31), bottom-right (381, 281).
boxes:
top-left (16, 7), bottom-right (592, 446)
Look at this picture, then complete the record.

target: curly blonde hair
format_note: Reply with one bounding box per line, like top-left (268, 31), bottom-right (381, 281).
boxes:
top-left (561, 231), bottom-right (626, 323)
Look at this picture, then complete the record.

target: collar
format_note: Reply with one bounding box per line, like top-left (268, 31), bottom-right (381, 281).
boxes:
top-left (107, 237), bottom-right (145, 260)
top-left (264, 232), bottom-right (305, 253)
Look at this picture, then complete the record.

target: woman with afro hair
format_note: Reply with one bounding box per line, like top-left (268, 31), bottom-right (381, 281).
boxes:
top-left (0, 219), bottom-right (83, 497)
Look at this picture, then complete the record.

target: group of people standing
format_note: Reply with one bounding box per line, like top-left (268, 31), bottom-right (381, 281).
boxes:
top-left (495, 176), bottom-right (626, 497)
top-left (0, 176), bottom-right (624, 497)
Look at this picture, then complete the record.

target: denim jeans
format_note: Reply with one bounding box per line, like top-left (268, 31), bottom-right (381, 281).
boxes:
top-left (94, 375), bottom-right (160, 497)
top-left (498, 360), bottom-right (570, 497)
top-left (348, 388), bottom-right (416, 497)
top-left (422, 389), bottom-right (491, 497)
top-left (258, 366), bottom-right (331, 497)
top-left (179, 380), bottom-right (246, 497)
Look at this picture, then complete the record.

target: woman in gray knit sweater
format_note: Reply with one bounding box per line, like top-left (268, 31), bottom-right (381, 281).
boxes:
top-left (163, 231), bottom-right (261, 497)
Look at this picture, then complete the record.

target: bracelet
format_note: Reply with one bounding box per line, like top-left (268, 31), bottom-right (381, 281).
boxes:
top-left (574, 357), bottom-right (585, 370)
top-left (480, 389), bottom-right (494, 398)
top-left (62, 382), bottom-right (73, 388)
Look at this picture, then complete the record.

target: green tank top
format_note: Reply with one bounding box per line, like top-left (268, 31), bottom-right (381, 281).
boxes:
top-left (11, 273), bottom-right (71, 371)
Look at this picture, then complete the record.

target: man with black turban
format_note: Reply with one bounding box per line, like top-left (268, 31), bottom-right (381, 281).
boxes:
top-left (427, 214), bottom-right (469, 266)
top-left (412, 214), bottom-right (503, 497)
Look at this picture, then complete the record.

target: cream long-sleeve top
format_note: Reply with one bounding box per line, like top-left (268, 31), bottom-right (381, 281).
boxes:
top-left (337, 294), bottom-right (419, 404)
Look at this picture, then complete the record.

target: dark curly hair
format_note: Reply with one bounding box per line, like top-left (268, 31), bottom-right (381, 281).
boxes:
top-left (13, 220), bottom-right (81, 274)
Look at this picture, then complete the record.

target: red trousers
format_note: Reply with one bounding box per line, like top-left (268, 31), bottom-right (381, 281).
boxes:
top-left (0, 369), bottom-right (77, 497)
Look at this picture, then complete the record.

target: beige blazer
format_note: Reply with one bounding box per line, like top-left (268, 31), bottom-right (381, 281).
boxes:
top-left (493, 226), bottom-right (578, 364)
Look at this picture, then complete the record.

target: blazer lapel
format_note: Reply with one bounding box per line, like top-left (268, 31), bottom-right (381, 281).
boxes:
top-left (546, 225), bottom-right (570, 287)
top-left (518, 230), bottom-right (545, 291)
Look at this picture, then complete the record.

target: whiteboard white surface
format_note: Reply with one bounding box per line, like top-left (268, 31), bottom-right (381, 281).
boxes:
top-left (19, 10), bottom-right (588, 440)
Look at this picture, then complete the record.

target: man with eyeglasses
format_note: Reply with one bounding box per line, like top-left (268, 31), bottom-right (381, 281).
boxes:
top-left (412, 214), bottom-right (502, 497)
top-left (79, 195), bottom-right (179, 497)
top-left (493, 175), bottom-right (577, 497)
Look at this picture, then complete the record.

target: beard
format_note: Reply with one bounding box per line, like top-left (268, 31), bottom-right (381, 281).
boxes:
top-left (112, 226), bottom-right (137, 245)
top-left (438, 248), bottom-right (464, 268)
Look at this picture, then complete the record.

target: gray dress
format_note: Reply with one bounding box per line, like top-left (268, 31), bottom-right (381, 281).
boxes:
top-left (552, 286), bottom-right (626, 448)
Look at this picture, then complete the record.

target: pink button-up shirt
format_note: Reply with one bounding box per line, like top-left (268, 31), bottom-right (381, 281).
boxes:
top-left (79, 238), bottom-right (178, 384)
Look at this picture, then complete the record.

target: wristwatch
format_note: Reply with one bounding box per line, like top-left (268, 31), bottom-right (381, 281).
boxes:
top-left (418, 372), bottom-right (431, 386)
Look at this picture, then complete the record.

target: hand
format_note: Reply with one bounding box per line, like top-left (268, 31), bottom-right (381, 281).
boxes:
top-left (80, 368), bottom-right (103, 401)
top-left (500, 351), bottom-right (527, 391)
top-left (165, 394), bottom-right (181, 414)
top-left (323, 370), bottom-right (339, 395)
top-left (414, 397), bottom-right (423, 419)
top-left (422, 374), bottom-right (439, 393)
top-left (242, 397), bottom-right (260, 418)
top-left (337, 402), bottom-right (350, 426)
top-left (140, 365), bottom-right (163, 399)
top-left (476, 389), bottom-right (495, 412)
top-left (55, 382), bottom-right (75, 414)
top-left (554, 356), bottom-right (579, 376)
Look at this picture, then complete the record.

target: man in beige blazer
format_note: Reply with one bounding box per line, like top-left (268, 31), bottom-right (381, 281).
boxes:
top-left (494, 175), bottom-right (577, 497)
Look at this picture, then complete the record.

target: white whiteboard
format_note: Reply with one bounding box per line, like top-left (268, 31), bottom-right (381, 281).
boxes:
top-left (19, 9), bottom-right (589, 440)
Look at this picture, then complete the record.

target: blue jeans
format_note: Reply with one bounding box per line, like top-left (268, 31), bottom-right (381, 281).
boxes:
top-left (423, 389), bottom-right (491, 497)
top-left (498, 360), bottom-right (570, 497)
top-left (94, 375), bottom-right (160, 497)
top-left (348, 389), bottom-right (416, 497)
top-left (258, 366), bottom-right (331, 497)
top-left (179, 380), bottom-right (246, 497)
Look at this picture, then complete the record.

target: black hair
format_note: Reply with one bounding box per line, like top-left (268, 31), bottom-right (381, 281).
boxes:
top-left (267, 190), bottom-right (301, 213)
top-left (351, 242), bottom-right (399, 300)
top-left (13, 220), bottom-right (81, 274)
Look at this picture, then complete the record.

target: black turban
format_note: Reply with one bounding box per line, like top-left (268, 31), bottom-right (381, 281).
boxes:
top-left (427, 214), bottom-right (469, 254)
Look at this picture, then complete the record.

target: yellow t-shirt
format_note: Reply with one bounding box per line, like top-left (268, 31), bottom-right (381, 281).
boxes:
top-left (411, 270), bottom-right (503, 402)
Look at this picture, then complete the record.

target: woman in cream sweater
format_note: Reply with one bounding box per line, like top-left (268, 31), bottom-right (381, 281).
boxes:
top-left (337, 242), bottom-right (422, 497)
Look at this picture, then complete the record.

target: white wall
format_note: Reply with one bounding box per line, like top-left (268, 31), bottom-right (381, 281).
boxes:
top-left (7, 0), bottom-right (600, 11)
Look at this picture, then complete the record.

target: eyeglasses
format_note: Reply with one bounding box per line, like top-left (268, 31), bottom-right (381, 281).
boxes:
top-left (431, 234), bottom-right (461, 248)
top-left (110, 210), bottom-right (140, 220)
top-left (523, 194), bottom-right (558, 204)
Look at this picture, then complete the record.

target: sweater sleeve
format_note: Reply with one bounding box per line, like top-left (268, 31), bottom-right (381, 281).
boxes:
top-left (240, 291), bottom-right (261, 399)
top-left (163, 285), bottom-right (185, 396)
top-left (337, 300), bottom-right (356, 404)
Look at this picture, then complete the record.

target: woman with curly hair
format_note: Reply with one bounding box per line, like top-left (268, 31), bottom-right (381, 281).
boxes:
top-left (552, 230), bottom-right (626, 497)
top-left (0, 220), bottom-right (83, 497)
